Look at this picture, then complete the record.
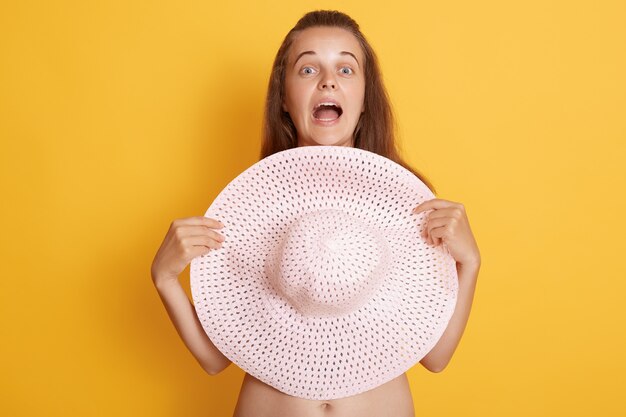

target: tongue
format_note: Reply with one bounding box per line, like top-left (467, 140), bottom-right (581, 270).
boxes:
top-left (314, 107), bottom-right (340, 120)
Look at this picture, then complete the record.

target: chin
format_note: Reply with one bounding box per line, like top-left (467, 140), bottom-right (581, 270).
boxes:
top-left (303, 140), bottom-right (351, 148)
top-left (300, 133), bottom-right (354, 147)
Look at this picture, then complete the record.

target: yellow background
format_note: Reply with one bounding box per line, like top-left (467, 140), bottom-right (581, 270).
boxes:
top-left (1, 0), bottom-right (625, 416)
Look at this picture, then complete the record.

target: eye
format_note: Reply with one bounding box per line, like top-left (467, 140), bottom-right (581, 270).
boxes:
top-left (301, 66), bottom-right (316, 75)
top-left (340, 67), bottom-right (353, 75)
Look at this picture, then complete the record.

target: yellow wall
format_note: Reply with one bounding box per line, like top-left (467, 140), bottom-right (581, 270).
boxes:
top-left (1, 1), bottom-right (625, 415)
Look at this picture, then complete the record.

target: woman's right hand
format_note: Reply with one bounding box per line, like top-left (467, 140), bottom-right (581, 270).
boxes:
top-left (151, 216), bottom-right (225, 287)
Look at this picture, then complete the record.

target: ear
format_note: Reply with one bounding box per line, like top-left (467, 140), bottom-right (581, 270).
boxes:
top-left (282, 101), bottom-right (288, 113)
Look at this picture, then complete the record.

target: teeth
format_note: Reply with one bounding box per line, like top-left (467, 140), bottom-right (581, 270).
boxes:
top-left (315, 102), bottom-right (340, 109)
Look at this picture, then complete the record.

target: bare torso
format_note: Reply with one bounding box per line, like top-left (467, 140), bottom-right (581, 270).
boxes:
top-left (232, 372), bottom-right (415, 417)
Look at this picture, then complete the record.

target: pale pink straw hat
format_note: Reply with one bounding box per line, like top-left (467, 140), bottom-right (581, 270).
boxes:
top-left (190, 145), bottom-right (458, 400)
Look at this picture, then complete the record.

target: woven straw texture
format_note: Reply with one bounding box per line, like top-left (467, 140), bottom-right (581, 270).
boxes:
top-left (190, 146), bottom-right (458, 400)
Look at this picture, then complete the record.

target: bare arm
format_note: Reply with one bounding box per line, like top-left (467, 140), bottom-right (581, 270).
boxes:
top-left (420, 261), bottom-right (480, 372)
top-left (153, 275), bottom-right (232, 375)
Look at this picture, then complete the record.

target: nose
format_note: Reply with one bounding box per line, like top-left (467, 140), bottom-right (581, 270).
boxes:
top-left (318, 71), bottom-right (337, 90)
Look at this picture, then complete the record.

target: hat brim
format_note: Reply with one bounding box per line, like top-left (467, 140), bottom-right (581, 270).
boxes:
top-left (191, 146), bottom-right (458, 400)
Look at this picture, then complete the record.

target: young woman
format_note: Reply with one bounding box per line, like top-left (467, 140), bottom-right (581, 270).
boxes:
top-left (151, 10), bottom-right (481, 417)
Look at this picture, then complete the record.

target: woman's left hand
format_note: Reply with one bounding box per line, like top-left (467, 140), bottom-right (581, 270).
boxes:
top-left (412, 198), bottom-right (481, 269)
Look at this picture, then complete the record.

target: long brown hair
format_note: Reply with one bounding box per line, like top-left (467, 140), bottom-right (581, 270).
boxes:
top-left (259, 10), bottom-right (436, 194)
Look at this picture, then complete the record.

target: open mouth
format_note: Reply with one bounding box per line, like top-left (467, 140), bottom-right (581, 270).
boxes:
top-left (312, 102), bottom-right (343, 121)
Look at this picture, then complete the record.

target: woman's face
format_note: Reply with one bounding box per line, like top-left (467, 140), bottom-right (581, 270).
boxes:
top-left (283, 26), bottom-right (365, 147)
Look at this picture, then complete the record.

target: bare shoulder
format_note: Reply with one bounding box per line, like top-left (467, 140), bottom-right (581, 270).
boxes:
top-left (232, 372), bottom-right (415, 417)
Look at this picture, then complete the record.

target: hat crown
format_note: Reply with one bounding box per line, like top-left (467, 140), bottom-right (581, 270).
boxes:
top-left (266, 209), bottom-right (391, 317)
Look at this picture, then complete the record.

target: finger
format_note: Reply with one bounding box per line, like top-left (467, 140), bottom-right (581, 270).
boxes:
top-left (422, 217), bottom-right (448, 235)
top-left (429, 225), bottom-right (448, 246)
top-left (175, 225), bottom-right (225, 242)
top-left (412, 198), bottom-right (457, 214)
top-left (174, 216), bottom-right (224, 229)
top-left (188, 243), bottom-right (218, 259)
top-left (185, 235), bottom-right (223, 250)
top-left (203, 216), bottom-right (225, 229)
top-left (203, 228), bottom-right (225, 243)
top-left (412, 198), bottom-right (438, 214)
top-left (421, 218), bottom-right (448, 243)
top-left (188, 226), bottom-right (226, 242)
top-left (423, 207), bottom-right (458, 220)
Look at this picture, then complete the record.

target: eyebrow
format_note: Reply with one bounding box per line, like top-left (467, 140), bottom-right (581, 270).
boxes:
top-left (292, 51), bottom-right (360, 68)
